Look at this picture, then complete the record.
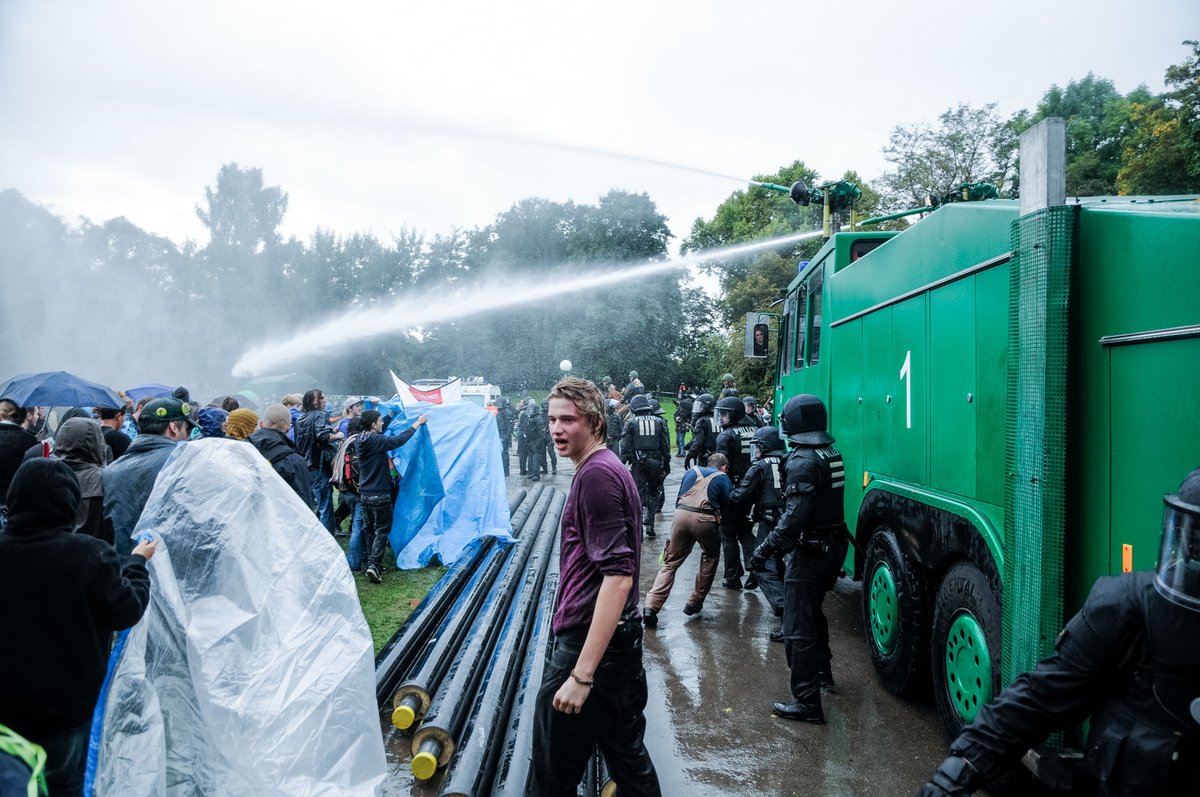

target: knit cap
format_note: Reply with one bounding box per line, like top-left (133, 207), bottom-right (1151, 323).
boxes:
top-left (225, 408), bottom-right (259, 440)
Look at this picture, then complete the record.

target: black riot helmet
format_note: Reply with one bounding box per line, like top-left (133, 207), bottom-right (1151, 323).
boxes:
top-left (713, 395), bottom-right (746, 429)
top-left (692, 393), bottom-right (716, 417)
top-left (780, 394), bottom-right (834, 446)
top-left (648, 398), bottom-right (665, 417)
top-left (742, 395), bottom-right (758, 412)
top-left (749, 426), bottom-right (785, 460)
top-left (1155, 467), bottom-right (1200, 612)
top-left (629, 394), bottom-right (652, 415)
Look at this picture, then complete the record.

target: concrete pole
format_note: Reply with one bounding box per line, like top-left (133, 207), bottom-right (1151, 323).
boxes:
top-left (1019, 118), bottom-right (1066, 214)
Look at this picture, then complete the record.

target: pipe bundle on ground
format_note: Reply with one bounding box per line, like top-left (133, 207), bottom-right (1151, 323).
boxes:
top-left (374, 482), bottom-right (619, 795)
top-left (375, 486), bottom-right (540, 704)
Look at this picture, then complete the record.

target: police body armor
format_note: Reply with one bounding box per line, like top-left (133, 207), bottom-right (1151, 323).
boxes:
top-left (1086, 580), bottom-right (1200, 794)
top-left (631, 414), bottom-right (665, 464)
top-left (688, 416), bottom-right (718, 464)
top-left (716, 422), bottom-right (758, 484)
top-left (752, 453), bottom-right (784, 524)
top-left (779, 444), bottom-right (846, 549)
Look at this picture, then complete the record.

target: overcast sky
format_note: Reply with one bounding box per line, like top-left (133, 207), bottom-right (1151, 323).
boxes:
top-left (1, 1), bottom-right (1195, 252)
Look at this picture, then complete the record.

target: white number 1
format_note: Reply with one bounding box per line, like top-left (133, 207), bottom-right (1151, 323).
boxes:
top-left (899, 350), bottom-right (911, 429)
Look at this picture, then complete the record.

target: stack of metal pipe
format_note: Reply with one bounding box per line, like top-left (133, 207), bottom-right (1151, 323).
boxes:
top-left (375, 483), bottom-right (583, 795)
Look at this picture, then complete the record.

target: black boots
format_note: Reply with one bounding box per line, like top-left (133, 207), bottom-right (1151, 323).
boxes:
top-left (771, 701), bottom-right (825, 724)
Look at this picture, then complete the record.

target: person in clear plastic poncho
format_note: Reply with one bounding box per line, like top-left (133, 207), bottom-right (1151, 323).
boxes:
top-left (90, 438), bottom-right (385, 796)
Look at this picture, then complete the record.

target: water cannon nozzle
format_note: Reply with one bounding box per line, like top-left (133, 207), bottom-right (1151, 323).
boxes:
top-left (789, 181), bottom-right (812, 206)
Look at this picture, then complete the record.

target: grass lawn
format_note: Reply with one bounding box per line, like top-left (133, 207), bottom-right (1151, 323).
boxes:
top-left (352, 565), bottom-right (447, 654)
top-left (330, 499), bottom-right (448, 654)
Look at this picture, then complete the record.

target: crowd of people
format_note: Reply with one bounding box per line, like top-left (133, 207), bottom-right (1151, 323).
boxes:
top-left (0, 382), bottom-right (428, 795)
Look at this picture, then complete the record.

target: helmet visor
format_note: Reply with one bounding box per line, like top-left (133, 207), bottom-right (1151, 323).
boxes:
top-left (1155, 494), bottom-right (1200, 612)
top-left (692, 398), bottom-right (705, 416)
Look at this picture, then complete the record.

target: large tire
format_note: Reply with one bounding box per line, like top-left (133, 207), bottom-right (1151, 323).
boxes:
top-left (931, 561), bottom-right (1002, 739)
top-left (862, 528), bottom-right (931, 696)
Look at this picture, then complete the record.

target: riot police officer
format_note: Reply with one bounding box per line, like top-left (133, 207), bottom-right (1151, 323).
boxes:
top-left (731, 426), bottom-right (787, 611)
top-left (749, 394), bottom-right (847, 724)
top-left (621, 394), bottom-right (670, 537)
top-left (919, 467), bottom-right (1200, 797)
top-left (719, 372), bottom-right (737, 398)
top-left (518, 400), bottom-right (543, 481)
top-left (672, 396), bottom-right (692, 457)
top-left (496, 397), bottom-right (515, 476)
top-left (685, 393), bottom-right (718, 470)
top-left (650, 399), bottom-right (668, 514)
top-left (714, 395), bottom-right (760, 589)
top-left (604, 399), bottom-right (622, 452)
top-left (742, 396), bottom-right (765, 428)
top-left (621, 370), bottom-right (645, 405)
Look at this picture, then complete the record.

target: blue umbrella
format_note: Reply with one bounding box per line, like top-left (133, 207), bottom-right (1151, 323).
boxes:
top-left (0, 371), bottom-right (123, 409)
top-left (126, 383), bottom-right (174, 402)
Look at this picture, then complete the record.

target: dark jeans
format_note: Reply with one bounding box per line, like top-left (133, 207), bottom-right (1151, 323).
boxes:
top-left (782, 534), bottom-right (848, 704)
top-left (721, 513), bottom-right (756, 582)
top-left (532, 622), bottom-right (661, 797)
top-left (40, 721), bottom-right (89, 797)
top-left (360, 491), bottom-right (394, 571)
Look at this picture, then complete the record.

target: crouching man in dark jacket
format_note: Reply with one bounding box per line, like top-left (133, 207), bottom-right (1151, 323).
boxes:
top-left (249, 404), bottom-right (311, 501)
top-left (0, 458), bottom-right (157, 796)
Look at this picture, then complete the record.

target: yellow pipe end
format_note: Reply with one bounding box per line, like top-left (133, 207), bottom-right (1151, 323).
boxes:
top-left (412, 750), bottom-right (439, 781)
top-left (392, 704), bottom-right (415, 730)
top-left (862, 471), bottom-right (870, 489)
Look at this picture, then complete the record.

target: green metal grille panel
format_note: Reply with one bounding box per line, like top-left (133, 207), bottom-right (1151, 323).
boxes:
top-left (1003, 206), bottom-right (1075, 694)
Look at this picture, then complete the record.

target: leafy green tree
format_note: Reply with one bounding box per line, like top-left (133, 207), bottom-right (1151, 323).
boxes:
top-left (880, 103), bottom-right (1015, 209)
top-left (1028, 74), bottom-right (1149, 195)
top-left (1117, 41), bottom-right (1200, 194)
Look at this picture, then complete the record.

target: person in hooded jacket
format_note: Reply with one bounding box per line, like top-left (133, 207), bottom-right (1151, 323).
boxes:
top-left (102, 397), bottom-right (196, 559)
top-left (52, 417), bottom-right (111, 543)
top-left (0, 458), bottom-right (157, 796)
top-left (248, 404), bottom-right (310, 501)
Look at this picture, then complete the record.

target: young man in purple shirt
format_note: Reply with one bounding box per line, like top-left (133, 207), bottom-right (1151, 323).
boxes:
top-left (532, 378), bottom-right (661, 796)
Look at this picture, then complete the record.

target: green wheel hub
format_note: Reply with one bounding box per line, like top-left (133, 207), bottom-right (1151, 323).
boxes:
top-left (868, 563), bottom-right (899, 654)
top-left (944, 612), bottom-right (993, 722)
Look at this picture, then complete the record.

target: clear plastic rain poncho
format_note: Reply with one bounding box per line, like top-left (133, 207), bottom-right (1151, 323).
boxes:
top-left (88, 439), bottom-right (386, 796)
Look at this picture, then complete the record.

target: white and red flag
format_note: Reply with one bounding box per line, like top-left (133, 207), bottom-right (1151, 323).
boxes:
top-left (390, 372), bottom-right (463, 405)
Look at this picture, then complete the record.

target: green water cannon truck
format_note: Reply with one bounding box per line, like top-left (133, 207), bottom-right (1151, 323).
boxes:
top-left (768, 120), bottom-right (1200, 785)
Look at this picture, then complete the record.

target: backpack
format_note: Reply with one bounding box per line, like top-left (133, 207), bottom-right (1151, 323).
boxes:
top-left (330, 433), bottom-right (360, 494)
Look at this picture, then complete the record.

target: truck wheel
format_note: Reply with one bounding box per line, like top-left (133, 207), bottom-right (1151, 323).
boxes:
top-left (931, 561), bottom-right (1001, 739)
top-left (862, 528), bottom-right (931, 696)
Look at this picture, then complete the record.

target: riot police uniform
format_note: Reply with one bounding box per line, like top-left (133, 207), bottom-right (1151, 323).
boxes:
top-left (517, 401), bottom-right (543, 481)
top-left (750, 394), bottom-right (847, 724)
top-left (920, 468), bottom-right (1200, 797)
top-left (714, 395), bottom-right (760, 588)
top-left (620, 394), bottom-right (670, 537)
top-left (742, 396), bottom-right (765, 428)
top-left (730, 426), bottom-right (787, 613)
top-left (685, 394), bottom-right (718, 470)
top-left (605, 399), bottom-right (623, 452)
top-left (496, 398), bottom-right (515, 476)
top-left (539, 398), bottom-right (556, 475)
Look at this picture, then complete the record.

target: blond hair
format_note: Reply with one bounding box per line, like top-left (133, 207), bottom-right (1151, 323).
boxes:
top-left (548, 377), bottom-right (606, 442)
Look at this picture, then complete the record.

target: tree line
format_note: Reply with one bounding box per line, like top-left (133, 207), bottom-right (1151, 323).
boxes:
top-left (1, 43), bottom-right (1195, 400)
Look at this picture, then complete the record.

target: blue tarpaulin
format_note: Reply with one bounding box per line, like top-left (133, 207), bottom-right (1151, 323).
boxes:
top-left (370, 398), bottom-right (512, 568)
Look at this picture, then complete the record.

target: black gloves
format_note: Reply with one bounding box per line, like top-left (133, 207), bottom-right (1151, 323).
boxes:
top-left (748, 544), bottom-right (773, 573)
top-left (916, 756), bottom-right (977, 797)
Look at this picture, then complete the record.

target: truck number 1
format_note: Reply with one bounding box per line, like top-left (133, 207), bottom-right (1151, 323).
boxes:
top-left (899, 350), bottom-right (912, 429)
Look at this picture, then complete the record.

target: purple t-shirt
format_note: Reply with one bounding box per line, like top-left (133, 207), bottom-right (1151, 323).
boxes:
top-left (552, 447), bottom-right (642, 634)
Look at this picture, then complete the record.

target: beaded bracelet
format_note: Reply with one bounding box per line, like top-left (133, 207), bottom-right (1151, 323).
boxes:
top-left (569, 670), bottom-right (594, 688)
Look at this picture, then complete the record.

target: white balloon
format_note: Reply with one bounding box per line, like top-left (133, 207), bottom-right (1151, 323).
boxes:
top-left (559, 359), bottom-right (573, 372)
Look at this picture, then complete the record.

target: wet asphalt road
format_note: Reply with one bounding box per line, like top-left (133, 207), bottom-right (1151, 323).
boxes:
top-left (382, 450), bottom-right (954, 796)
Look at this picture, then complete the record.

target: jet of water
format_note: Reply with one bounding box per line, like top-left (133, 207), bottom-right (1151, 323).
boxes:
top-left (231, 229), bottom-right (823, 378)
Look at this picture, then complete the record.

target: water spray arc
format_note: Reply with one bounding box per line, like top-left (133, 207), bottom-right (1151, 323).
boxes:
top-left (230, 228), bottom-right (823, 377)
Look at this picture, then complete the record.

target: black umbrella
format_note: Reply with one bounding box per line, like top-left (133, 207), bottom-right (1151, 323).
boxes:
top-left (0, 371), bottom-right (123, 409)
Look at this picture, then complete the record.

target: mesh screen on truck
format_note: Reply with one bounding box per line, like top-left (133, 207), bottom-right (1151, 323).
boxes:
top-left (1003, 206), bottom-right (1076, 712)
